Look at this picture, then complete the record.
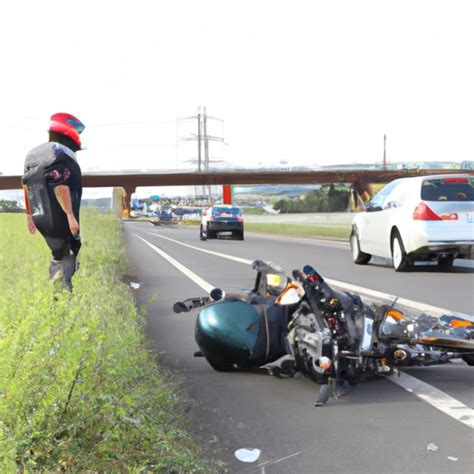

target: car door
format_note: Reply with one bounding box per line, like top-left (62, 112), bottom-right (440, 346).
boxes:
top-left (359, 180), bottom-right (401, 256)
top-left (377, 180), bottom-right (413, 258)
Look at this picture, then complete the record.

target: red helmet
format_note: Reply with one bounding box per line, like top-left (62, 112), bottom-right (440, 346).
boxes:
top-left (49, 112), bottom-right (85, 149)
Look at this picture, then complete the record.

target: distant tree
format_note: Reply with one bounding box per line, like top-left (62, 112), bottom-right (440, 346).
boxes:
top-left (0, 200), bottom-right (23, 213)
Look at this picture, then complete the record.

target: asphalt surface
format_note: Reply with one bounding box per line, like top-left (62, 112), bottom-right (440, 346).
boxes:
top-left (124, 222), bottom-right (474, 473)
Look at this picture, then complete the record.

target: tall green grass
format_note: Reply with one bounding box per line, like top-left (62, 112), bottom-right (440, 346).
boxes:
top-left (0, 212), bottom-right (207, 472)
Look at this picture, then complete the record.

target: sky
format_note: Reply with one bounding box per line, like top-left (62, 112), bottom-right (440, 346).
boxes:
top-left (1, 0), bottom-right (473, 198)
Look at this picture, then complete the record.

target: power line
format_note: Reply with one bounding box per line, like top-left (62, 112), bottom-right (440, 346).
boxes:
top-left (88, 120), bottom-right (177, 128)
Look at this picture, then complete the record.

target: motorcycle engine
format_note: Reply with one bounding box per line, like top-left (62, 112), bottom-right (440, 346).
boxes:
top-left (290, 302), bottom-right (332, 378)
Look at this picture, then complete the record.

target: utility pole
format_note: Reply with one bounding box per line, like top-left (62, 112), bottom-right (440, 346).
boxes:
top-left (197, 106), bottom-right (202, 172)
top-left (178, 106), bottom-right (225, 203)
top-left (383, 134), bottom-right (387, 171)
top-left (203, 106), bottom-right (209, 172)
top-left (203, 106), bottom-right (211, 200)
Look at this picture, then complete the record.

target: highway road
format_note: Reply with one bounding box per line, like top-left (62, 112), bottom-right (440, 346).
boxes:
top-left (124, 222), bottom-right (474, 473)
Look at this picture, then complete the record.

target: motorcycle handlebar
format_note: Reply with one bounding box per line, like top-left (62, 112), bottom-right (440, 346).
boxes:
top-left (173, 296), bottom-right (212, 313)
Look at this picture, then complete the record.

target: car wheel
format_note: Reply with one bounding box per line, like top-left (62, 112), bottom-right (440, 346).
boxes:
top-left (391, 232), bottom-right (410, 272)
top-left (238, 230), bottom-right (244, 241)
top-left (200, 224), bottom-right (207, 241)
top-left (438, 255), bottom-right (455, 270)
top-left (350, 232), bottom-right (371, 264)
top-left (206, 225), bottom-right (214, 240)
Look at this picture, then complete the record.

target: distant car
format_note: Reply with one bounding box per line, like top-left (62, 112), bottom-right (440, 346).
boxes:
top-left (158, 207), bottom-right (177, 223)
top-left (350, 174), bottom-right (474, 271)
top-left (200, 205), bottom-right (244, 240)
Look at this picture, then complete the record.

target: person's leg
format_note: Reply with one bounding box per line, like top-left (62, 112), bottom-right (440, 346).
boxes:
top-left (44, 233), bottom-right (81, 291)
top-left (61, 233), bottom-right (82, 291)
top-left (44, 236), bottom-right (70, 281)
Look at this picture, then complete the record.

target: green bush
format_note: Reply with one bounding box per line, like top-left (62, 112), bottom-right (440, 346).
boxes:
top-left (274, 184), bottom-right (350, 213)
top-left (0, 212), bottom-right (207, 472)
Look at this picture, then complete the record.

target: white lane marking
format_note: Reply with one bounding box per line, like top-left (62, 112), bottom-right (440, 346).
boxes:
top-left (134, 234), bottom-right (214, 293)
top-left (134, 232), bottom-right (474, 428)
top-left (257, 451), bottom-right (303, 469)
top-left (389, 372), bottom-right (474, 430)
top-left (146, 231), bottom-right (253, 264)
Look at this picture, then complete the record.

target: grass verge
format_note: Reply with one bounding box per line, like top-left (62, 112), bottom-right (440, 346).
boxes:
top-left (0, 212), bottom-right (208, 472)
top-left (245, 222), bottom-right (351, 240)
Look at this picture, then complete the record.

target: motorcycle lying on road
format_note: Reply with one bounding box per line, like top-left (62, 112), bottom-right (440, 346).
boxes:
top-left (173, 260), bottom-right (474, 405)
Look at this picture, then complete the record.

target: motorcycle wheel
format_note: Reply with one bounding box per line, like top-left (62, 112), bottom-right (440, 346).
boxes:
top-left (205, 355), bottom-right (234, 372)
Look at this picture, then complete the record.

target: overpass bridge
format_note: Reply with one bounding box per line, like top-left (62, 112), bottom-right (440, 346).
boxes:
top-left (1, 169), bottom-right (471, 215)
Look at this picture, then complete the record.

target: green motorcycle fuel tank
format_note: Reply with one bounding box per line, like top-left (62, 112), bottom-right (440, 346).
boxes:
top-left (195, 299), bottom-right (263, 366)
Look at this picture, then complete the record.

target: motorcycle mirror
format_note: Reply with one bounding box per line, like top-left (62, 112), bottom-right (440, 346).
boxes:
top-left (210, 288), bottom-right (225, 301)
top-left (303, 265), bottom-right (321, 279)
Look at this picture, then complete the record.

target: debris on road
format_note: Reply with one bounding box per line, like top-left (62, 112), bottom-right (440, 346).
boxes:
top-left (130, 282), bottom-right (141, 289)
top-left (426, 443), bottom-right (439, 452)
top-left (447, 456), bottom-right (459, 462)
top-left (235, 448), bottom-right (261, 463)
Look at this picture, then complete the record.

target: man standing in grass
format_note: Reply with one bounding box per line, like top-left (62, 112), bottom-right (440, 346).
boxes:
top-left (22, 113), bottom-right (85, 291)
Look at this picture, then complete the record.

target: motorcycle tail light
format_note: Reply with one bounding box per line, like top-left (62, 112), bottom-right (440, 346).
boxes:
top-left (413, 202), bottom-right (442, 220)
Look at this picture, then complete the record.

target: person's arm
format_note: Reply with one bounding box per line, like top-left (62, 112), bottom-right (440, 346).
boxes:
top-left (46, 157), bottom-right (80, 237)
top-left (23, 185), bottom-right (36, 234)
top-left (54, 185), bottom-right (79, 236)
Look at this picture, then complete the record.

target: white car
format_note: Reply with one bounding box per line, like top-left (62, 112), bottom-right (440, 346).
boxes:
top-left (350, 174), bottom-right (474, 271)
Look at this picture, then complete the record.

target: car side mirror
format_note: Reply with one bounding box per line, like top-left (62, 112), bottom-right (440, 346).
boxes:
top-left (365, 203), bottom-right (383, 212)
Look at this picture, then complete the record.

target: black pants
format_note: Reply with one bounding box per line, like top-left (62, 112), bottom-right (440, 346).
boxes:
top-left (44, 231), bottom-right (81, 261)
top-left (44, 231), bottom-right (81, 291)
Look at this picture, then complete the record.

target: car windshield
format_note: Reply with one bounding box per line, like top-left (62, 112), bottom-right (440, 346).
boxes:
top-left (212, 207), bottom-right (242, 217)
top-left (421, 177), bottom-right (474, 202)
